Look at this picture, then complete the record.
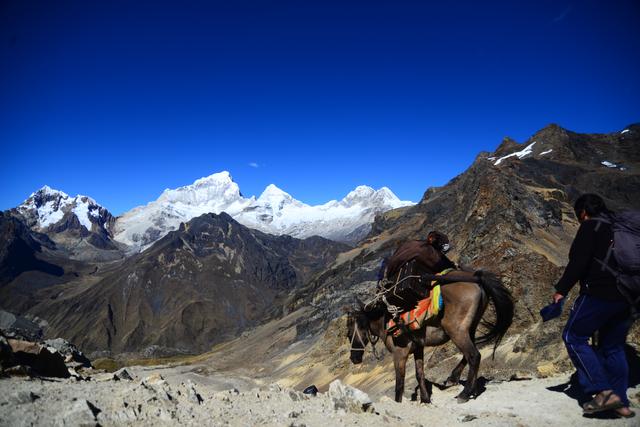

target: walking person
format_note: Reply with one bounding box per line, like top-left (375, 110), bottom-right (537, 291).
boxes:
top-left (552, 193), bottom-right (635, 418)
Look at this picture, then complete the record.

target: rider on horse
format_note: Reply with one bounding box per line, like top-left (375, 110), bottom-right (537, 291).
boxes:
top-left (378, 231), bottom-right (457, 336)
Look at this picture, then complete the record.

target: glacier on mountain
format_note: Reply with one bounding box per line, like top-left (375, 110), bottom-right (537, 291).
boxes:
top-left (113, 171), bottom-right (414, 251)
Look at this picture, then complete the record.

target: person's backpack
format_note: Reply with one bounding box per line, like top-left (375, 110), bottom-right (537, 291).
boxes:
top-left (594, 211), bottom-right (640, 319)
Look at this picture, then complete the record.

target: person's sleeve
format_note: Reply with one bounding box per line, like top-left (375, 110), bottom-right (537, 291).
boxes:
top-left (554, 221), bottom-right (597, 296)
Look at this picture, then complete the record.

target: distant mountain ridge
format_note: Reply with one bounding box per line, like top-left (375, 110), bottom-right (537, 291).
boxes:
top-left (18, 212), bottom-right (350, 354)
top-left (113, 171), bottom-right (414, 250)
top-left (8, 173), bottom-right (413, 256)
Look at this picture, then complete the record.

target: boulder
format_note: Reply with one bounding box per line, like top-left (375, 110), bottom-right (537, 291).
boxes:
top-left (44, 338), bottom-right (92, 368)
top-left (7, 339), bottom-right (69, 378)
top-left (113, 368), bottom-right (133, 381)
top-left (328, 380), bottom-right (374, 413)
top-left (55, 399), bottom-right (101, 426)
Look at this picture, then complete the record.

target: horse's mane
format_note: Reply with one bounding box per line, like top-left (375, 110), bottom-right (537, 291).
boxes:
top-left (360, 302), bottom-right (386, 321)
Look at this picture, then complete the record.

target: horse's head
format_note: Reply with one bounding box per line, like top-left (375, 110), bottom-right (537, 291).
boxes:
top-left (345, 302), bottom-right (370, 364)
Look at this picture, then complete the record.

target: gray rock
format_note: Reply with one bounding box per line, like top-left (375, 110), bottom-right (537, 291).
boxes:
top-left (55, 399), bottom-right (101, 426)
top-left (44, 338), bottom-right (91, 368)
top-left (185, 381), bottom-right (204, 404)
top-left (328, 380), bottom-right (373, 413)
top-left (458, 414), bottom-right (478, 422)
top-left (0, 310), bottom-right (43, 342)
top-left (268, 383), bottom-right (282, 392)
top-left (11, 390), bottom-right (40, 404)
top-left (113, 368), bottom-right (133, 381)
top-left (7, 339), bottom-right (69, 377)
top-left (288, 390), bottom-right (305, 402)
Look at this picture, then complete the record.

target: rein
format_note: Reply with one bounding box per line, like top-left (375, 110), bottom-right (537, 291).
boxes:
top-left (350, 317), bottom-right (384, 361)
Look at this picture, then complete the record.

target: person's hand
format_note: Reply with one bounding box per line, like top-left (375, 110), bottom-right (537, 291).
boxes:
top-left (553, 292), bottom-right (565, 304)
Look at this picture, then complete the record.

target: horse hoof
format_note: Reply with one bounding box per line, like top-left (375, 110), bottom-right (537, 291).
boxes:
top-left (421, 398), bottom-right (431, 404)
top-left (455, 393), bottom-right (469, 404)
top-left (443, 379), bottom-right (458, 389)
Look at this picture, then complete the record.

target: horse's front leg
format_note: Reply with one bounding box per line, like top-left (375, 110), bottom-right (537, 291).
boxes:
top-left (393, 350), bottom-right (409, 402)
top-left (413, 346), bottom-right (430, 404)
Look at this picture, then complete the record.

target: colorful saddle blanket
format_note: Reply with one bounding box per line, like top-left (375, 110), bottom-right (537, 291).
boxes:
top-left (386, 285), bottom-right (443, 337)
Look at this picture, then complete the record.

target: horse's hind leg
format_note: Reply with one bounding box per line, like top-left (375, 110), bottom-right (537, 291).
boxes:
top-left (447, 331), bottom-right (480, 403)
top-left (444, 356), bottom-right (467, 388)
top-left (413, 346), bottom-right (430, 403)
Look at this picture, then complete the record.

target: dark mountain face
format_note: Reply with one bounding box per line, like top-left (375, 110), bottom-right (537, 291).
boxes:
top-left (0, 212), bottom-right (62, 287)
top-left (20, 213), bottom-right (349, 355)
top-left (286, 124), bottom-right (640, 365)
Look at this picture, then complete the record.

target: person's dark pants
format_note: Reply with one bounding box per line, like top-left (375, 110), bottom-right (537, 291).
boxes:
top-left (562, 294), bottom-right (632, 406)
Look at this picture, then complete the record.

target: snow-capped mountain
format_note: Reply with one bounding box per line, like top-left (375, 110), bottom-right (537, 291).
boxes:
top-left (113, 171), bottom-right (414, 251)
top-left (17, 186), bottom-right (114, 235)
top-left (12, 186), bottom-right (121, 260)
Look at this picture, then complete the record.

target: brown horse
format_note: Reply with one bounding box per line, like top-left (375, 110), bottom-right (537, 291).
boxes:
top-left (346, 269), bottom-right (514, 403)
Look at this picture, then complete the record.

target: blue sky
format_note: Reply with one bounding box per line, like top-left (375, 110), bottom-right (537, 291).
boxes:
top-left (1, 0), bottom-right (639, 215)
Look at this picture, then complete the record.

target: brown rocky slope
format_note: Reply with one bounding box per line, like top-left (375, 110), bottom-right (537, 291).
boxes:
top-left (3, 212), bottom-right (349, 357)
top-left (284, 123), bottom-right (640, 377)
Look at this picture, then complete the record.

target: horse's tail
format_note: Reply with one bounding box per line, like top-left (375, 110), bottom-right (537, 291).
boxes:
top-left (474, 271), bottom-right (514, 357)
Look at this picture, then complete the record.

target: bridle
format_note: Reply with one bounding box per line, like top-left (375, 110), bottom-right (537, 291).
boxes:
top-left (349, 315), bottom-right (383, 360)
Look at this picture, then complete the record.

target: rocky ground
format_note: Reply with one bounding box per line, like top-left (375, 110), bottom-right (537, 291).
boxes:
top-left (2, 307), bottom-right (639, 427)
top-left (1, 365), bottom-right (638, 427)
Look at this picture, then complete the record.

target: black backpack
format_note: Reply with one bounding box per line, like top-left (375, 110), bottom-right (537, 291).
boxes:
top-left (594, 211), bottom-right (640, 319)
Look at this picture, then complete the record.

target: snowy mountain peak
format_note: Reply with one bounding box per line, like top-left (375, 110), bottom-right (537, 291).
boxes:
top-left (17, 186), bottom-right (112, 233)
top-left (157, 171), bottom-right (243, 205)
top-left (341, 185), bottom-right (407, 208)
top-left (114, 171), bottom-right (416, 250)
top-left (258, 184), bottom-right (296, 204)
top-left (31, 185), bottom-right (70, 200)
top-left (347, 185), bottom-right (376, 198)
top-left (192, 171), bottom-right (233, 187)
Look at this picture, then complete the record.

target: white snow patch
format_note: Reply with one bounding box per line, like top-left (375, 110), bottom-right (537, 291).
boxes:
top-left (38, 201), bottom-right (66, 227)
top-left (601, 161), bottom-right (617, 168)
top-left (73, 200), bottom-right (94, 231)
top-left (539, 149), bottom-right (553, 156)
top-left (494, 141), bottom-right (537, 165)
top-left (621, 129), bottom-right (630, 134)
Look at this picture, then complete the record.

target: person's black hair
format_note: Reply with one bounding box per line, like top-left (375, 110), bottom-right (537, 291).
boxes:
top-left (573, 193), bottom-right (612, 218)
